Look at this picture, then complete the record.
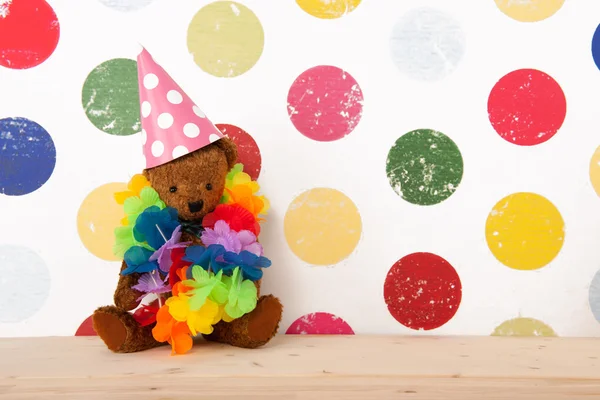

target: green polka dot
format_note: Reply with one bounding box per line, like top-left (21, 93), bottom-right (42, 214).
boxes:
top-left (386, 129), bottom-right (463, 206)
top-left (82, 58), bottom-right (141, 136)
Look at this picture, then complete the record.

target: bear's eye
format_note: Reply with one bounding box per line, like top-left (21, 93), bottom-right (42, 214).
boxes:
top-left (169, 186), bottom-right (177, 193)
top-left (205, 183), bottom-right (212, 191)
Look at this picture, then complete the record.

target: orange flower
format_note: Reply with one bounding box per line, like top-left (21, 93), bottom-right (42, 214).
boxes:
top-left (152, 305), bottom-right (173, 342)
top-left (169, 321), bottom-right (193, 355)
top-left (172, 266), bottom-right (191, 296)
top-left (152, 304), bottom-right (193, 355)
top-left (224, 185), bottom-right (267, 219)
top-left (221, 164), bottom-right (270, 218)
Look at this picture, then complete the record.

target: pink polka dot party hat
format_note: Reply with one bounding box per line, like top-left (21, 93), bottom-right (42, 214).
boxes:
top-left (137, 46), bottom-right (224, 169)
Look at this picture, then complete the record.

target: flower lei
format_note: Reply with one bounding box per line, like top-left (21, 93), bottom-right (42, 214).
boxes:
top-left (112, 163), bottom-right (270, 355)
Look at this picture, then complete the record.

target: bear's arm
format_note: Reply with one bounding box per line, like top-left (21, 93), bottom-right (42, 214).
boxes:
top-left (114, 260), bottom-right (143, 311)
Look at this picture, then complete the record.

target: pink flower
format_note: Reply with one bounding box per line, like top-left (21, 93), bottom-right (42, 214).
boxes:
top-left (201, 220), bottom-right (263, 256)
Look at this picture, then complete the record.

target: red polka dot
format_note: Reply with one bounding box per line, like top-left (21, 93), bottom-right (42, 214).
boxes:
top-left (216, 123), bottom-right (262, 180)
top-left (0, 0), bottom-right (60, 69)
top-left (287, 65), bottom-right (364, 142)
top-left (488, 68), bottom-right (566, 146)
top-left (286, 312), bottom-right (354, 335)
top-left (74, 315), bottom-right (97, 336)
top-left (384, 252), bottom-right (462, 331)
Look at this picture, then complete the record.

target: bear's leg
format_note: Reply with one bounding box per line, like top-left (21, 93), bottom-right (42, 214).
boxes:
top-left (92, 306), bottom-right (163, 353)
top-left (203, 294), bottom-right (283, 349)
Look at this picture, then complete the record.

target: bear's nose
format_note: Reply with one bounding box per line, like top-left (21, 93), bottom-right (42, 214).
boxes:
top-left (188, 200), bottom-right (204, 213)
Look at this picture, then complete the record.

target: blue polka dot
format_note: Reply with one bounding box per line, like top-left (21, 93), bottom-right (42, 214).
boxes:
top-left (589, 268), bottom-right (600, 323)
top-left (0, 245), bottom-right (51, 323)
top-left (0, 117), bottom-right (56, 196)
top-left (591, 24), bottom-right (600, 71)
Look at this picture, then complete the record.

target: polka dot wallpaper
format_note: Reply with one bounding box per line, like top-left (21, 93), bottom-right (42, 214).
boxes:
top-left (2, 0), bottom-right (600, 339)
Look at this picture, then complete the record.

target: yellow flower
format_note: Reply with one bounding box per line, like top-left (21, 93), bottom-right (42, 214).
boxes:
top-left (230, 171), bottom-right (259, 190)
top-left (187, 299), bottom-right (219, 336)
top-left (114, 174), bottom-right (150, 205)
top-left (215, 304), bottom-right (235, 324)
top-left (165, 293), bottom-right (221, 336)
top-left (259, 195), bottom-right (270, 215)
top-left (165, 294), bottom-right (190, 322)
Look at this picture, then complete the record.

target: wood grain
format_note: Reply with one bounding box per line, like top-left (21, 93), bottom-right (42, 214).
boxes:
top-left (1, 335), bottom-right (599, 399)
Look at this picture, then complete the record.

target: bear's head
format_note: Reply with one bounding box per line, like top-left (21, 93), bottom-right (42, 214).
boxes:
top-left (143, 137), bottom-right (238, 221)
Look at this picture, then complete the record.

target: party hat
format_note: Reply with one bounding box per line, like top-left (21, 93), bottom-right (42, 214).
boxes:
top-left (136, 46), bottom-right (224, 169)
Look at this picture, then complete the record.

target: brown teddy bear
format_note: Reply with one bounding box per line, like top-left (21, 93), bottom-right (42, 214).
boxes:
top-left (91, 47), bottom-right (282, 354)
top-left (92, 138), bottom-right (283, 353)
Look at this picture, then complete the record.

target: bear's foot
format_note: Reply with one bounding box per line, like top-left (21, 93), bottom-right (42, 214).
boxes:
top-left (92, 306), bottom-right (163, 353)
top-left (203, 295), bottom-right (283, 349)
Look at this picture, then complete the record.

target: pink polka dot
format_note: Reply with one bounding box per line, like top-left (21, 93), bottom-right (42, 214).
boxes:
top-left (286, 312), bottom-right (355, 335)
top-left (287, 65), bottom-right (364, 142)
top-left (74, 315), bottom-right (97, 336)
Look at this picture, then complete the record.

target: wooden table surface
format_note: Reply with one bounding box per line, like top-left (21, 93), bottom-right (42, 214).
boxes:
top-left (0, 335), bottom-right (599, 399)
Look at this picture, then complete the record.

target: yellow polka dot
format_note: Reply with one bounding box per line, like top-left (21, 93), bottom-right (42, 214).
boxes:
top-left (485, 192), bottom-right (564, 271)
top-left (187, 1), bottom-right (264, 78)
top-left (589, 146), bottom-right (600, 197)
top-left (494, 0), bottom-right (565, 22)
top-left (77, 182), bottom-right (126, 261)
top-left (492, 317), bottom-right (557, 337)
top-left (296, 0), bottom-right (361, 19)
top-left (284, 188), bottom-right (362, 266)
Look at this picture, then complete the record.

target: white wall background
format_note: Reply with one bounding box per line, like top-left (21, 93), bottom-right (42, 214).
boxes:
top-left (2, 0), bottom-right (600, 338)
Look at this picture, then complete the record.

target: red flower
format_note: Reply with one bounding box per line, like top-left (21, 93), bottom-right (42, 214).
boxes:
top-left (169, 247), bottom-right (191, 289)
top-left (202, 204), bottom-right (260, 236)
top-left (132, 299), bottom-right (160, 327)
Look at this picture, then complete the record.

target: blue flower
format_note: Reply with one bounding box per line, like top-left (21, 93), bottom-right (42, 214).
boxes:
top-left (223, 250), bottom-right (271, 281)
top-left (133, 206), bottom-right (179, 250)
top-left (122, 246), bottom-right (159, 275)
top-left (183, 244), bottom-right (232, 276)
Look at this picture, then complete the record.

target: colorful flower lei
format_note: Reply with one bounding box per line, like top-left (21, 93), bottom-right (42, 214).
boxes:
top-left (112, 163), bottom-right (271, 355)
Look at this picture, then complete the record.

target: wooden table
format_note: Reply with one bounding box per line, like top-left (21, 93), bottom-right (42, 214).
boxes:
top-left (1, 335), bottom-right (599, 399)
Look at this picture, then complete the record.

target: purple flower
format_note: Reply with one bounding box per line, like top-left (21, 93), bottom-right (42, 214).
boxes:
top-left (132, 270), bottom-right (171, 301)
top-left (149, 225), bottom-right (191, 274)
top-left (201, 220), bottom-right (241, 253)
top-left (201, 220), bottom-right (263, 256)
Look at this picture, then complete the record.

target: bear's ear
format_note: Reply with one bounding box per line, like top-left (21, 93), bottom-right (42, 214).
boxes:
top-left (214, 136), bottom-right (238, 170)
top-left (142, 168), bottom-right (157, 186)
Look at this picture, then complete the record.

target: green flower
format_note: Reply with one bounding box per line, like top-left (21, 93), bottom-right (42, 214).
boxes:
top-left (182, 266), bottom-right (229, 311)
top-left (223, 267), bottom-right (257, 319)
top-left (123, 187), bottom-right (165, 226)
top-left (221, 163), bottom-right (244, 203)
top-left (113, 225), bottom-right (153, 259)
top-left (226, 163), bottom-right (244, 182)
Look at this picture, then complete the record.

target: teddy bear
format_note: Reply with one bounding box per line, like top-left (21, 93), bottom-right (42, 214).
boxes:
top-left (91, 47), bottom-right (282, 354)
